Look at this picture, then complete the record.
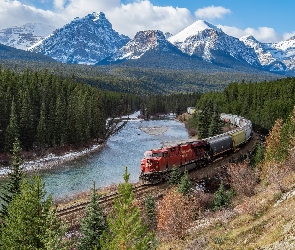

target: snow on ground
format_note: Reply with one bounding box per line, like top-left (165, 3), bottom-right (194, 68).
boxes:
top-left (0, 111), bottom-right (143, 178)
top-left (0, 143), bottom-right (103, 178)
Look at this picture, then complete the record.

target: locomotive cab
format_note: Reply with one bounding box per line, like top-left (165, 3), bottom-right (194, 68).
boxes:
top-left (140, 149), bottom-right (168, 173)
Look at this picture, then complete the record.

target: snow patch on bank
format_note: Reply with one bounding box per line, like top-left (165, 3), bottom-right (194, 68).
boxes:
top-left (0, 143), bottom-right (103, 178)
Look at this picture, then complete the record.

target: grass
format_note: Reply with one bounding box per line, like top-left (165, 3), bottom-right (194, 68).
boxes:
top-left (156, 162), bottom-right (295, 250)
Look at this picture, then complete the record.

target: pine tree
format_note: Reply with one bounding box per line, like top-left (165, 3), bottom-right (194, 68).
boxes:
top-left (208, 111), bottom-right (222, 137)
top-left (0, 175), bottom-right (70, 249)
top-left (177, 171), bottom-right (192, 196)
top-left (211, 182), bottom-right (235, 211)
top-left (4, 98), bottom-right (19, 152)
top-left (278, 106), bottom-right (295, 162)
top-left (42, 207), bottom-right (71, 250)
top-left (36, 101), bottom-right (47, 148)
top-left (144, 193), bottom-right (157, 231)
top-left (0, 137), bottom-right (24, 220)
top-left (101, 166), bottom-right (155, 250)
top-left (168, 166), bottom-right (181, 186)
top-left (78, 182), bottom-right (107, 250)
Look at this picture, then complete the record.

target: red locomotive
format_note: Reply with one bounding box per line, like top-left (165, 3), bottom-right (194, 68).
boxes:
top-left (140, 140), bottom-right (209, 184)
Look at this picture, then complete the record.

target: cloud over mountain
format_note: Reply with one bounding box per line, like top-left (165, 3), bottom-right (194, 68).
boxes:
top-left (0, 0), bottom-right (290, 43)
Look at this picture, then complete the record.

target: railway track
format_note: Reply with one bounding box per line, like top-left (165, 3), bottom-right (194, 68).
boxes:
top-left (57, 182), bottom-right (158, 219)
top-left (57, 132), bottom-right (260, 228)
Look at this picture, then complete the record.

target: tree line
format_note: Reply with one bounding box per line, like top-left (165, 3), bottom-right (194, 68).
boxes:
top-left (191, 77), bottom-right (295, 134)
top-left (0, 67), bottom-right (144, 153)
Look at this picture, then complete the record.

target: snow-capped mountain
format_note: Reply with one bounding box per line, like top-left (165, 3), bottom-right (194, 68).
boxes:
top-left (101, 30), bottom-right (182, 63)
top-left (0, 23), bottom-right (55, 50)
top-left (29, 12), bottom-right (130, 65)
top-left (240, 35), bottom-right (295, 74)
top-left (168, 20), bottom-right (261, 68)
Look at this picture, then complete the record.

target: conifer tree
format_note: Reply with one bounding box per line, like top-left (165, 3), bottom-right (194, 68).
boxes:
top-left (168, 166), bottom-right (181, 186)
top-left (36, 101), bottom-right (47, 148)
top-left (144, 193), bottom-right (157, 231)
top-left (208, 111), bottom-right (222, 137)
top-left (0, 137), bottom-right (24, 220)
top-left (177, 170), bottom-right (192, 196)
top-left (0, 175), bottom-right (70, 249)
top-left (211, 182), bottom-right (235, 211)
top-left (78, 182), bottom-right (107, 250)
top-left (101, 166), bottom-right (155, 250)
top-left (278, 106), bottom-right (295, 162)
top-left (42, 207), bottom-right (71, 250)
top-left (4, 98), bottom-right (19, 152)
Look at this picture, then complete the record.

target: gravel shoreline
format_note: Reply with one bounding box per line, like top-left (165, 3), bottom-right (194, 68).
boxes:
top-left (0, 142), bottom-right (106, 179)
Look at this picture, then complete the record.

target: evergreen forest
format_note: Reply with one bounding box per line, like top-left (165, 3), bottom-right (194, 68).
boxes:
top-left (190, 77), bottom-right (295, 134)
top-left (0, 66), bottom-right (200, 154)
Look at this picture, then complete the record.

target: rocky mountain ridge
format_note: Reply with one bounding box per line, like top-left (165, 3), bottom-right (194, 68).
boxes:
top-left (29, 12), bottom-right (130, 65)
top-left (240, 35), bottom-right (295, 74)
top-left (0, 23), bottom-right (55, 50)
top-left (168, 20), bottom-right (261, 68)
top-left (0, 12), bottom-right (294, 75)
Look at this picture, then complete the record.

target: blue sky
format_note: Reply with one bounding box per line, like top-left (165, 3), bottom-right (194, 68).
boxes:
top-left (0, 0), bottom-right (294, 42)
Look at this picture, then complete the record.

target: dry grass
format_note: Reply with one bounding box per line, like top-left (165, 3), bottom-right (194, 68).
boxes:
top-left (156, 149), bottom-right (295, 250)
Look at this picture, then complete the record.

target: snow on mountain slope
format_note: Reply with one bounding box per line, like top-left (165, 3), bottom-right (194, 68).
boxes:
top-left (168, 20), bottom-right (260, 67)
top-left (29, 12), bottom-right (130, 65)
top-left (169, 20), bottom-right (221, 45)
top-left (240, 35), bottom-right (295, 73)
top-left (0, 23), bottom-right (55, 50)
top-left (101, 30), bottom-right (182, 62)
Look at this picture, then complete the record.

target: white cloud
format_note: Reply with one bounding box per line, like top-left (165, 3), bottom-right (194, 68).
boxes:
top-left (53, 0), bottom-right (65, 10)
top-left (194, 5), bottom-right (231, 20)
top-left (218, 25), bottom-right (282, 43)
top-left (105, 1), bottom-right (194, 37)
top-left (283, 31), bottom-right (295, 40)
top-left (0, 0), bottom-right (289, 43)
top-left (0, 0), bottom-right (194, 38)
top-left (0, 0), bottom-right (63, 29)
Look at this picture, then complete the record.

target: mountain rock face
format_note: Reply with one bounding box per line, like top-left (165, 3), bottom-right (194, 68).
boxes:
top-left (168, 20), bottom-right (261, 68)
top-left (0, 23), bottom-right (55, 50)
top-left (240, 35), bottom-right (295, 74)
top-left (29, 12), bottom-right (130, 64)
top-left (101, 30), bottom-right (182, 63)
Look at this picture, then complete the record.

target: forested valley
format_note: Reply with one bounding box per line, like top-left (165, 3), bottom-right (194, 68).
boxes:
top-left (1, 60), bottom-right (295, 248)
top-left (0, 66), bottom-right (200, 155)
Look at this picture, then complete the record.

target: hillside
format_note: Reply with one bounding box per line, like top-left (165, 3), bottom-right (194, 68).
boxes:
top-left (157, 149), bottom-right (295, 249)
top-left (0, 59), bottom-right (283, 94)
top-left (0, 44), bottom-right (56, 62)
top-left (155, 108), bottom-right (295, 249)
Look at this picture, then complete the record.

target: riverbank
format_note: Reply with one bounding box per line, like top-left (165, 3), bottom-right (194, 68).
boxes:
top-left (0, 142), bottom-right (106, 178)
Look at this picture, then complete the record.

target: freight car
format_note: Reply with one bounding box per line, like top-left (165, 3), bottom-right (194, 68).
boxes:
top-left (139, 114), bottom-right (252, 184)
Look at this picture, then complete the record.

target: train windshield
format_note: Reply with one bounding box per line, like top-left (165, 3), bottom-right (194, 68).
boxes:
top-left (144, 152), bottom-right (162, 158)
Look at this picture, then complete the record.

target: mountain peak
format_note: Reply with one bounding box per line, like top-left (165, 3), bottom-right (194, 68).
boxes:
top-left (287, 35), bottom-right (295, 41)
top-left (100, 29), bottom-right (182, 63)
top-left (169, 20), bottom-right (222, 44)
top-left (30, 12), bottom-right (129, 64)
top-left (87, 12), bottom-right (106, 21)
top-left (240, 35), bottom-right (258, 42)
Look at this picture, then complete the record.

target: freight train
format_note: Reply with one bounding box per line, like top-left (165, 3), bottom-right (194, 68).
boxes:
top-left (139, 114), bottom-right (252, 184)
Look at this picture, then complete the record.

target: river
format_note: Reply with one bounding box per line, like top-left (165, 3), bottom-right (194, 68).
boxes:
top-left (40, 113), bottom-right (189, 199)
